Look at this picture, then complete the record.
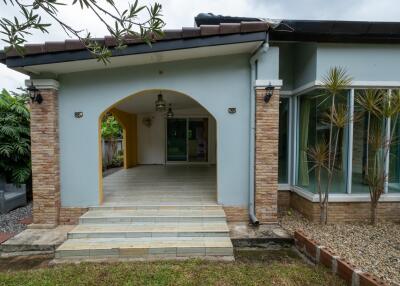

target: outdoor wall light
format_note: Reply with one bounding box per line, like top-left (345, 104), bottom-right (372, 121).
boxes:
top-left (264, 83), bottom-right (275, 104)
top-left (166, 104), bottom-right (174, 118)
top-left (27, 82), bottom-right (43, 104)
top-left (155, 93), bottom-right (166, 112)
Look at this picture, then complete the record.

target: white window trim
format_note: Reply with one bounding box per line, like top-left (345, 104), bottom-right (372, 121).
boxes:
top-left (291, 186), bottom-right (400, 202)
top-left (281, 80), bottom-right (400, 96)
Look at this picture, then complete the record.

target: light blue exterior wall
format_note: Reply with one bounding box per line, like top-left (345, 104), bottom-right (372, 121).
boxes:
top-left (257, 46), bottom-right (280, 80)
top-left (276, 43), bottom-right (294, 91)
top-left (278, 43), bottom-right (400, 92)
top-left (293, 43), bottom-right (317, 89)
top-left (276, 42), bottom-right (317, 90)
top-left (58, 55), bottom-right (252, 207)
top-left (316, 43), bottom-right (400, 81)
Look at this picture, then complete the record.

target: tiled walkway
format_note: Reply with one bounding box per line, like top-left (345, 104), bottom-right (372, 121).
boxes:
top-left (103, 165), bottom-right (217, 206)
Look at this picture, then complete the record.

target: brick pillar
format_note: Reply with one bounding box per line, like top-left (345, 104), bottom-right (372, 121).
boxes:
top-left (29, 80), bottom-right (60, 227)
top-left (254, 87), bottom-right (279, 224)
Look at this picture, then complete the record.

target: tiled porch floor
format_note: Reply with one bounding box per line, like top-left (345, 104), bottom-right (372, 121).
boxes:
top-left (102, 165), bottom-right (217, 206)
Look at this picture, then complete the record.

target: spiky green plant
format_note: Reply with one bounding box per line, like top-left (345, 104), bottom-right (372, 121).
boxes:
top-left (356, 89), bottom-right (400, 224)
top-left (0, 89), bottom-right (31, 184)
top-left (308, 141), bottom-right (329, 224)
top-left (310, 67), bottom-right (352, 224)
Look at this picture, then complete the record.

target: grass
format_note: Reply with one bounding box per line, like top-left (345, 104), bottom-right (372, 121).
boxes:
top-left (0, 249), bottom-right (345, 286)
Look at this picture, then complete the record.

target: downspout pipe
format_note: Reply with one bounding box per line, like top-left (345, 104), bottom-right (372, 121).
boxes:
top-left (248, 42), bottom-right (269, 225)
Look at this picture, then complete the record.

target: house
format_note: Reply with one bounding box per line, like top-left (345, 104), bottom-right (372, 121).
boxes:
top-left (1, 13), bottom-right (400, 259)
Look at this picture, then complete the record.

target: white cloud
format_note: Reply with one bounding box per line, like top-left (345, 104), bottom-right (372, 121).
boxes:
top-left (1, 0), bottom-right (400, 91)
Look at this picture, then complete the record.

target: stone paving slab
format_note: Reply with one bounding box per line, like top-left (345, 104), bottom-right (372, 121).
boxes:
top-left (56, 237), bottom-right (233, 259)
top-left (0, 226), bottom-right (73, 254)
top-left (69, 223), bottom-right (229, 239)
top-left (0, 233), bottom-right (15, 244)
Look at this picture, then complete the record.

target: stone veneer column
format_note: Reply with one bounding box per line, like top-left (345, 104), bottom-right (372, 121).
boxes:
top-left (254, 87), bottom-right (280, 224)
top-left (28, 79), bottom-right (61, 227)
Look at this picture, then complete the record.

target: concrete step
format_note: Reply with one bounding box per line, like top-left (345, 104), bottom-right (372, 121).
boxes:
top-left (88, 205), bottom-right (221, 211)
top-left (56, 205), bottom-right (233, 261)
top-left (68, 223), bottom-right (230, 239)
top-left (55, 237), bottom-right (233, 259)
top-left (79, 208), bottom-right (227, 224)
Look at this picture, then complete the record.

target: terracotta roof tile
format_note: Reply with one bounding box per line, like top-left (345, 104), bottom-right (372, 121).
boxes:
top-left (45, 41), bottom-right (65, 53)
top-left (123, 35), bottom-right (142, 44)
top-left (240, 21), bottom-right (269, 33)
top-left (182, 27), bottom-right (201, 38)
top-left (2, 21), bottom-right (269, 58)
top-left (200, 25), bottom-right (220, 36)
top-left (220, 23), bottom-right (241, 34)
top-left (23, 44), bottom-right (46, 55)
top-left (104, 36), bottom-right (117, 47)
top-left (162, 29), bottom-right (183, 40)
top-left (65, 40), bottom-right (85, 51)
top-left (5, 48), bottom-right (18, 57)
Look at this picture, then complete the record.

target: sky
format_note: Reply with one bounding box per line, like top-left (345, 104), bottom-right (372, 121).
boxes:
top-left (1, 0), bottom-right (400, 92)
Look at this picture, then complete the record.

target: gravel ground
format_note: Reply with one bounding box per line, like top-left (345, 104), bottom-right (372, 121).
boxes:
top-left (0, 203), bottom-right (32, 233)
top-left (279, 210), bottom-right (400, 286)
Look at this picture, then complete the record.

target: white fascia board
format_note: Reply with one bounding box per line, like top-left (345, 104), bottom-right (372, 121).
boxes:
top-left (25, 79), bottom-right (59, 90)
top-left (254, 79), bottom-right (283, 88)
top-left (291, 186), bottom-right (400, 202)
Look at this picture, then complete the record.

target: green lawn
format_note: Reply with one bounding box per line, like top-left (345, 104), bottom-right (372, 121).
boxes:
top-left (0, 249), bottom-right (345, 286)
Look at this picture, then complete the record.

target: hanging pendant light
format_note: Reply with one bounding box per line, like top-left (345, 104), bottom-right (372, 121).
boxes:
top-left (167, 104), bottom-right (174, 118)
top-left (155, 93), bottom-right (166, 112)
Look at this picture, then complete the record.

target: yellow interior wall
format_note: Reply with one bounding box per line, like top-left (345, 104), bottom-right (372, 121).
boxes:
top-left (98, 112), bottom-right (104, 204)
top-left (109, 108), bottom-right (138, 169)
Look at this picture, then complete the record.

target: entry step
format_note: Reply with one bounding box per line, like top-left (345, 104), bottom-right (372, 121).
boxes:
top-left (55, 205), bottom-right (233, 261)
top-left (80, 208), bottom-right (226, 224)
top-left (56, 237), bottom-right (233, 259)
top-left (68, 223), bottom-right (229, 239)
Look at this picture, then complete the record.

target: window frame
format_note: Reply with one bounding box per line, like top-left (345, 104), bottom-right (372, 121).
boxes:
top-left (289, 83), bottom-right (400, 201)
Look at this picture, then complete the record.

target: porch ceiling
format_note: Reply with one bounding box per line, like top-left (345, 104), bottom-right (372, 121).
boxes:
top-left (115, 90), bottom-right (203, 114)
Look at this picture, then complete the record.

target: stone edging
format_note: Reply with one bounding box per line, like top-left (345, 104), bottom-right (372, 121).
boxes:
top-left (294, 230), bottom-right (387, 286)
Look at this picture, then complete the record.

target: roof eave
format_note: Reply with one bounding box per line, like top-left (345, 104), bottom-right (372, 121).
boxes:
top-left (3, 31), bottom-right (267, 69)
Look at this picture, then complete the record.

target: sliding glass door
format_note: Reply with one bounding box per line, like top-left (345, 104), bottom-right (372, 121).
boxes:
top-left (167, 119), bottom-right (187, 161)
top-left (167, 118), bottom-right (208, 163)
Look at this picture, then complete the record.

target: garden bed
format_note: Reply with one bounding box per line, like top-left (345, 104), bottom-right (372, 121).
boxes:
top-left (0, 203), bottom-right (32, 235)
top-left (280, 210), bottom-right (400, 285)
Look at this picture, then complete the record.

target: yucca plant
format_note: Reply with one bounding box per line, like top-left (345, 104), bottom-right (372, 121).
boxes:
top-left (356, 89), bottom-right (400, 224)
top-left (0, 89), bottom-right (31, 184)
top-left (310, 67), bottom-right (352, 224)
top-left (308, 141), bottom-right (329, 224)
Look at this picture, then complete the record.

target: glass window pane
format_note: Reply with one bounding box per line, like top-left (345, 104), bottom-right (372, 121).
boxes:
top-left (352, 89), bottom-right (387, 193)
top-left (296, 90), bottom-right (347, 193)
top-left (389, 91), bottom-right (400, 193)
top-left (278, 97), bottom-right (289, 183)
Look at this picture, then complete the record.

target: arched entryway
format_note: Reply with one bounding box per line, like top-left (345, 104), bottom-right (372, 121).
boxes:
top-left (98, 89), bottom-right (218, 206)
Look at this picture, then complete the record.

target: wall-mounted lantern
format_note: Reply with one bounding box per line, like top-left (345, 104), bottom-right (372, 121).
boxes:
top-left (27, 82), bottom-right (43, 104)
top-left (263, 83), bottom-right (275, 104)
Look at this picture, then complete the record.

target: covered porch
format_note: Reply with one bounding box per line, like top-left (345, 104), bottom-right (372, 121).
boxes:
top-left (103, 165), bottom-right (217, 206)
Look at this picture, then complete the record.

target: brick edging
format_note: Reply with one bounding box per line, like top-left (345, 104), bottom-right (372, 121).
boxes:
top-left (294, 230), bottom-right (388, 286)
